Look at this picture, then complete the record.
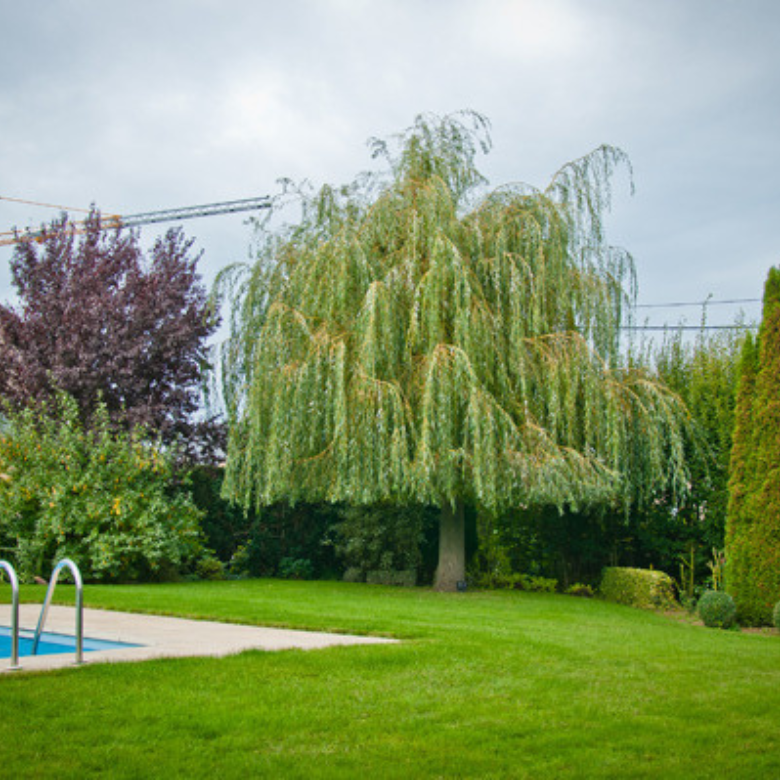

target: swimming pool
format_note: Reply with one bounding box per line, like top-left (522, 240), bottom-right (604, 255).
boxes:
top-left (0, 626), bottom-right (141, 658)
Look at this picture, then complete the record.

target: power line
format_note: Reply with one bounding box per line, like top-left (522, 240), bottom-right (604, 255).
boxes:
top-left (635, 298), bottom-right (760, 309)
top-left (0, 194), bottom-right (95, 214)
top-left (629, 297), bottom-right (761, 331)
top-left (622, 324), bottom-right (754, 332)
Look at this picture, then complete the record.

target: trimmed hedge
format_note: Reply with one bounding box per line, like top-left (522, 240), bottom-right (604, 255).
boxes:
top-left (773, 601), bottom-right (780, 631)
top-left (600, 567), bottom-right (677, 610)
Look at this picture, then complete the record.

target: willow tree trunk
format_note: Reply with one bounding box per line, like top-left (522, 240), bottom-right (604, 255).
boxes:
top-left (435, 500), bottom-right (466, 591)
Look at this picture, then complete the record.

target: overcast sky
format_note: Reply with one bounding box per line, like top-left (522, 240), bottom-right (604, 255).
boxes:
top-left (1, 0), bottom-right (778, 330)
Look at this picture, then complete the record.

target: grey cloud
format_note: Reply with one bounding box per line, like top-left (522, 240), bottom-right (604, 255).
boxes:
top-left (1, 0), bottom-right (778, 329)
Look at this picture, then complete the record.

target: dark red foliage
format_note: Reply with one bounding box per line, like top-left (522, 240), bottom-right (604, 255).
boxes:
top-left (0, 210), bottom-right (221, 457)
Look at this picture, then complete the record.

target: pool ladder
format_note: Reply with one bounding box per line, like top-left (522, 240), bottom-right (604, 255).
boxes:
top-left (0, 560), bottom-right (20, 669)
top-left (1, 558), bottom-right (84, 670)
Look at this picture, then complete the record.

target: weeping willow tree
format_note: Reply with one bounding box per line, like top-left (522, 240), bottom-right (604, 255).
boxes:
top-left (217, 112), bottom-right (690, 590)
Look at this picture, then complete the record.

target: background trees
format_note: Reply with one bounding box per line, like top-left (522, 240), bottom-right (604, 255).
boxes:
top-left (0, 212), bottom-right (220, 581)
top-left (0, 211), bottom-right (220, 457)
top-left (653, 325), bottom-right (743, 545)
top-left (218, 112), bottom-right (691, 590)
top-left (726, 267), bottom-right (780, 624)
top-left (640, 325), bottom-right (744, 590)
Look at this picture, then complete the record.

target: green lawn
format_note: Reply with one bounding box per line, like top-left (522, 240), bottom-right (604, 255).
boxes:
top-left (1, 580), bottom-right (778, 779)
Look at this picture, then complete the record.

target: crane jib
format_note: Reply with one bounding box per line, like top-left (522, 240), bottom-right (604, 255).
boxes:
top-left (0, 196), bottom-right (273, 246)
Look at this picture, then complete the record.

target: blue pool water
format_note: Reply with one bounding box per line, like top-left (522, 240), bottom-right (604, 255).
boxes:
top-left (0, 626), bottom-right (141, 658)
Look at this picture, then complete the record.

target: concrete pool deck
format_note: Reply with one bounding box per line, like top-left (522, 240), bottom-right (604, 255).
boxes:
top-left (2, 604), bottom-right (396, 674)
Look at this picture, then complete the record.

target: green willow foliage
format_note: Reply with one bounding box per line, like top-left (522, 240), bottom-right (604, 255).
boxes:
top-left (726, 267), bottom-right (780, 624)
top-left (218, 112), bottom-right (689, 525)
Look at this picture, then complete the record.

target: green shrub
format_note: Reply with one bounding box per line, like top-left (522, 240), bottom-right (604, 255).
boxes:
top-left (518, 574), bottom-right (558, 593)
top-left (468, 569), bottom-right (560, 592)
top-left (0, 395), bottom-right (203, 582)
top-left (468, 569), bottom-right (522, 590)
top-left (278, 557), bottom-right (314, 580)
top-left (194, 555), bottom-right (225, 581)
top-left (365, 569), bottom-right (417, 587)
top-left (565, 583), bottom-right (595, 598)
top-left (600, 567), bottom-right (677, 610)
top-left (227, 544), bottom-right (251, 578)
top-left (698, 590), bottom-right (737, 629)
top-left (772, 601), bottom-right (780, 630)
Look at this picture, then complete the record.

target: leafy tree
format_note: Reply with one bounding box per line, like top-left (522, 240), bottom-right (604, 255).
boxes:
top-left (0, 393), bottom-right (203, 582)
top-left (218, 112), bottom-right (690, 590)
top-left (0, 211), bottom-right (220, 457)
top-left (726, 267), bottom-right (780, 624)
top-left (646, 323), bottom-right (745, 576)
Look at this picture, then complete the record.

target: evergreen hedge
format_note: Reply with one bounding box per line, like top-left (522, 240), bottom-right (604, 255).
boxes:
top-left (725, 267), bottom-right (780, 625)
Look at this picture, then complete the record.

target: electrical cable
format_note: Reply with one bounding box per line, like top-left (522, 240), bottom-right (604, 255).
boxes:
top-left (621, 325), bottom-right (753, 331)
top-left (635, 298), bottom-right (760, 308)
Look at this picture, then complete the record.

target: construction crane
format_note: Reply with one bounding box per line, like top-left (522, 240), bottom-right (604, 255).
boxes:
top-left (0, 195), bottom-right (272, 247)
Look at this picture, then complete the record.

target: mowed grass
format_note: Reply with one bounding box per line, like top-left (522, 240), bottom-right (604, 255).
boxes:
top-left (1, 580), bottom-right (779, 779)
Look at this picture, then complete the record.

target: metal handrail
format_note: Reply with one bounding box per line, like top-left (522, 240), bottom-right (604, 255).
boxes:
top-left (32, 559), bottom-right (83, 664)
top-left (0, 560), bottom-right (20, 669)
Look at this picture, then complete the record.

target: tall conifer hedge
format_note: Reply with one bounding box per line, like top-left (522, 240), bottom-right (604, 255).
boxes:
top-left (726, 267), bottom-right (780, 624)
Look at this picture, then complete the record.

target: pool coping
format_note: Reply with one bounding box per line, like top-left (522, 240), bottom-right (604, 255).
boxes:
top-left (2, 604), bottom-right (396, 674)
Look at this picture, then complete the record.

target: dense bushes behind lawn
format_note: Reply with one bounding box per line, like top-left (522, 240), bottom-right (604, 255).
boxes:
top-left (0, 395), bottom-right (203, 582)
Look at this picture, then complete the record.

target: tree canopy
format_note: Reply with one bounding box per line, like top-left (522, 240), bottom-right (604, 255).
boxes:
top-left (218, 112), bottom-right (691, 589)
top-left (0, 212), bottom-right (220, 456)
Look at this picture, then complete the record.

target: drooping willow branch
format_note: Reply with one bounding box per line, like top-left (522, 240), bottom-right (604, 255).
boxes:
top-left (217, 112), bottom-right (690, 517)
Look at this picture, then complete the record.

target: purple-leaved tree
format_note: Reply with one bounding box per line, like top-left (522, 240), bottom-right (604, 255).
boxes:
top-left (0, 210), bottom-right (221, 458)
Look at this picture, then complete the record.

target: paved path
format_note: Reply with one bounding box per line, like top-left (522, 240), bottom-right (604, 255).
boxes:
top-left (2, 605), bottom-right (396, 674)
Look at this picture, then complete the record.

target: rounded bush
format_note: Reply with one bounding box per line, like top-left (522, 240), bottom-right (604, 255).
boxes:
top-left (698, 590), bottom-right (737, 629)
top-left (773, 601), bottom-right (780, 631)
